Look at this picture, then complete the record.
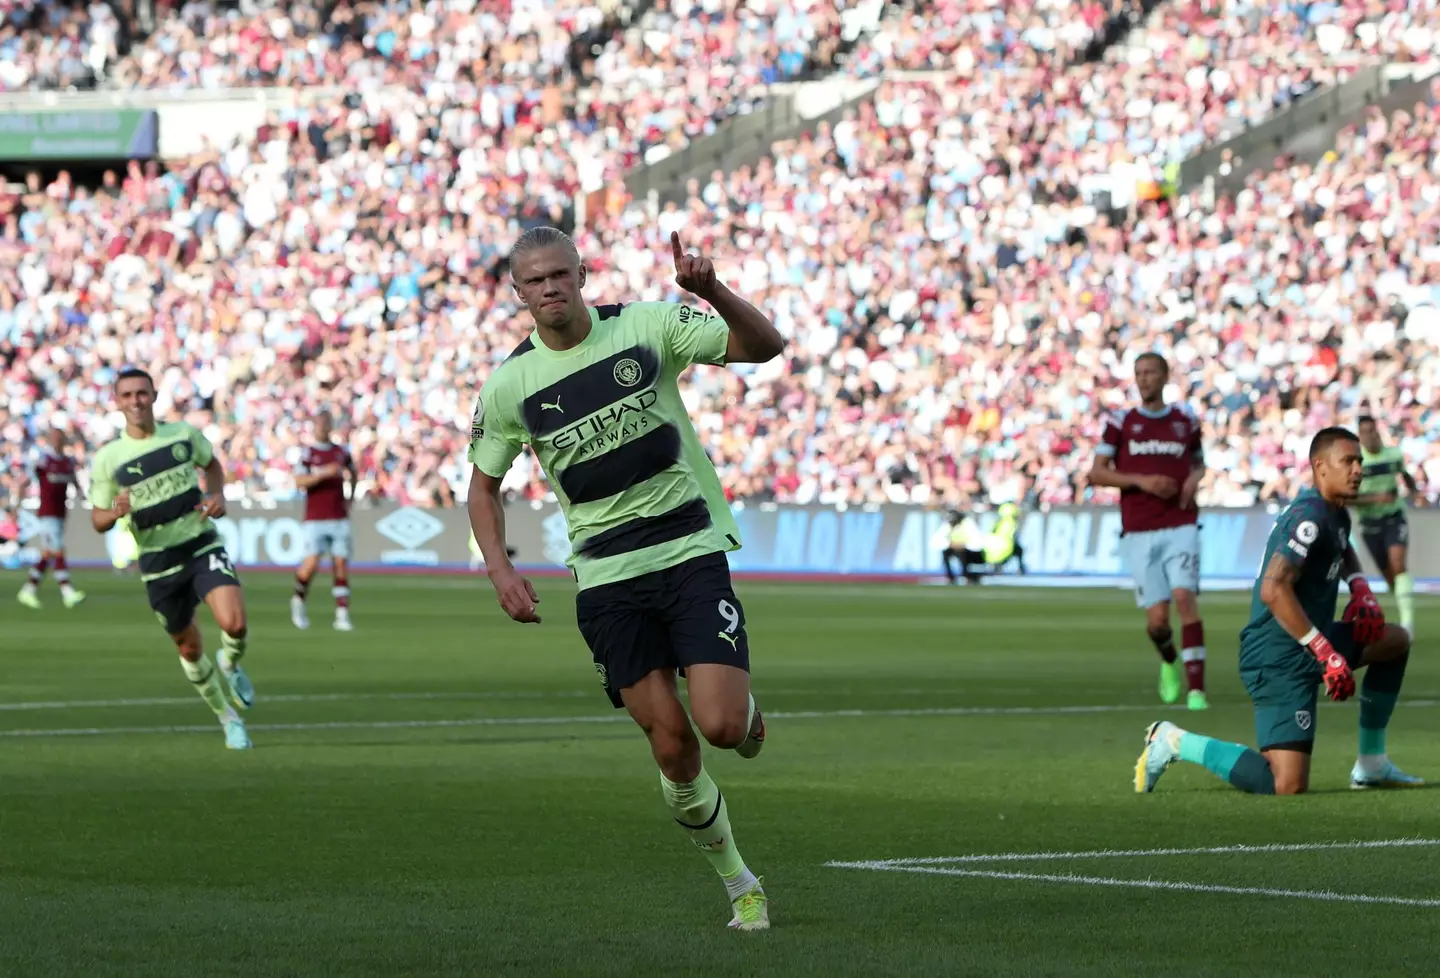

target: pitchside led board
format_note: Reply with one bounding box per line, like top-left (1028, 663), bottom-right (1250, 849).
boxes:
top-left (0, 110), bottom-right (159, 161)
top-left (13, 503), bottom-right (1437, 585)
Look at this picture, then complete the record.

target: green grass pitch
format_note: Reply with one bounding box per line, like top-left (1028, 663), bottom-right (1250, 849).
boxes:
top-left (3, 570), bottom-right (1440, 977)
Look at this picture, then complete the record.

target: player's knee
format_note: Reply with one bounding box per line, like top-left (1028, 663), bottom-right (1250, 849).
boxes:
top-left (217, 611), bottom-right (247, 638)
top-left (1372, 624), bottom-right (1411, 660)
top-left (172, 633), bottom-right (202, 662)
top-left (646, 722), bottom-right (699, 771)
top-left (696, 711), bottom-right (749, 750)
top-left (1268, 761), bottom-right (1308, 795)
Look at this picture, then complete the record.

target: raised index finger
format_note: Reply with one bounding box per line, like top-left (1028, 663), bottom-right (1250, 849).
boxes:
top-left (670, 231), bottom-right (684, 267)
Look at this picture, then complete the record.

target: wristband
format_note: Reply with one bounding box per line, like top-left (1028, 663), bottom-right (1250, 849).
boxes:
top-left (1347, 573), bottom-right (1367, 588)
top-left (1299, 627), bottom-right (1320, 646)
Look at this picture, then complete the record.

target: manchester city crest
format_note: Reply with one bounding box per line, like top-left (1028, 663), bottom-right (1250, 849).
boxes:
top-left (172, 442), bottom-right (189, 462)
top-left (613, 358), bottom-right (642, 387)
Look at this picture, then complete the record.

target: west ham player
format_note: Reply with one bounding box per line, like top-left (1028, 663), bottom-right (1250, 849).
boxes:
top-left (1088, 353), bottom-right (1209, 710)
top-left (291, 411), bottom-right (356, 631)
top-left (88, 368), bottom-right (255, 750)
top-left (1136, 427), bottom-right (1421, 794)
top-left (16, 426), bottom-right (86, 609)
top-left (468, 227), bottom-right (782, 931)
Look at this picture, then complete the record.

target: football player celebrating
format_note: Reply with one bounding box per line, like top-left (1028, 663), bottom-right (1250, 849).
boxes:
top-left (467, 228), bottom-right (780, 931)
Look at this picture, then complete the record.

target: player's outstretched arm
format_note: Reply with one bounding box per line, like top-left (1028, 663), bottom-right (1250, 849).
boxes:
top-left (669, 232), bottom-right (782, 364)
top-left (467, 466), bottom-right (540, 624)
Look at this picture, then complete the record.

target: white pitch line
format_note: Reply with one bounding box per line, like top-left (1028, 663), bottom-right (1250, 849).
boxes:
top-left (0, 692), bottom-right (1145, 714)
top-left (0, 715), bottom-right (630, 738)
top-left (826, 838), bottom-right (1440, 869)
top-left (3, 699), bottom-right (1438, 740)
top-left (2, 685), bottom-right (1434, 715)
top-left (0, 690), bottom-right (592, 712)
top-left (833, 864), bottom-right (1440, 908)
top-left (0, 702), bottom-right (1178, 739)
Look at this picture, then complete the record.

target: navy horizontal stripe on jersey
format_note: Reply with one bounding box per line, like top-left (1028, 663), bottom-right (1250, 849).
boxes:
top-left (576, 497), bottom-right (713, 559)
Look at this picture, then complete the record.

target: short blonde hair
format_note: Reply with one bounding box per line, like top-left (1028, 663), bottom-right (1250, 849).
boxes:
top-left (509, 227), bottom-right (579, 278)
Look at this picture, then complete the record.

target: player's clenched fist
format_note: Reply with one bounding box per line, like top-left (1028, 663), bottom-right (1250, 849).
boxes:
top-left (113, 489), bottom-right (132, 518)
top-left (489, 566), bottom-right (542, 624)
top-left (671, 231), bottom-right (717, 299)
top-left (1305, 631), bottom-right (1355, 701)
top-left (1342, 577), bottom-right (1386, 644)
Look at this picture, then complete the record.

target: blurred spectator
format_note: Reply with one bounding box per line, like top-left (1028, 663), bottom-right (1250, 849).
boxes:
top-left (4, 1), bottom-right (1440, 517)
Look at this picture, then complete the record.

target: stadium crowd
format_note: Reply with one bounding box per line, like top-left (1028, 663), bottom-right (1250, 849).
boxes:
top-left (3, 0), bottom-right (1440, 517)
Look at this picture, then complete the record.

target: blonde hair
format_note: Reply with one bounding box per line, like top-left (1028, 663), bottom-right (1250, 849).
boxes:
top-left (509, 227), bottom-right (579, 278)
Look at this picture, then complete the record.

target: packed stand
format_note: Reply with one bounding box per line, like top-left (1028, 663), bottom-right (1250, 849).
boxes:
top-left (10, 75), bottom-right (1439, 514)
top-left (565, 79), bottom-right (1440, 512)
top-left (855, 0), bottom-right (1440, 77)
top-left (1083, 0), bottom-right (1440, 153)
top-left (580, 0), bottom-right (879, 167)
top-left (0, 0), bottom-right (888, 509)
top-left (0, 0), bottom-right (124, 90)
top-left (845, 0), bottom-right (1156, 76)
top-left (850, 1), bottom-right (1440, 166)
top-left (1, 0), bottom-right (619, 92)
top-left (2, 0), bottom-right (876, 168)
top-left (5, 3), bottom-right (1440, 513)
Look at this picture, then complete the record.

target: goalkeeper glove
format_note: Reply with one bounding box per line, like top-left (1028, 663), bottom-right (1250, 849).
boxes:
top-left (1342, 574), bottom-right (1386, 645)
top-left (1303, 628), bottom-right (1355, 702)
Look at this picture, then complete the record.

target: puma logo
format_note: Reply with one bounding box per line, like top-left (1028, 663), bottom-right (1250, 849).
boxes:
top-left (541, 397), bottom-right (563, 413)
top-left (717, 631), bottom-right (739, 650)
top-left (126, 464), bottom-right (145, 477)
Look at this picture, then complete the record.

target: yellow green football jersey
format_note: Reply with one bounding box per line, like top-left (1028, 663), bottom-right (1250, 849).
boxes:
top-left (468, 302), bottom-right (740, 589)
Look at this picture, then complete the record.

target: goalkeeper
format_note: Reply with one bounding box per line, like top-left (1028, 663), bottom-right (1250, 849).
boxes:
top-left (1136, 427), bottom-right (1422, 795)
